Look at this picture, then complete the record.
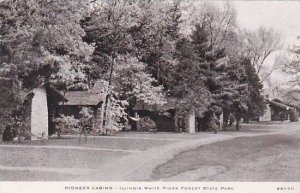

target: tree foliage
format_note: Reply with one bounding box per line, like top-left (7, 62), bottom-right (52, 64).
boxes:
top-left (0, 0), bottom-right (94, 90)
top-left (113, 55), bottom-right (166, 107)
top-left (242, 58), bottom-right (266, 120)
top-left (170, 37), bottom-right (211, 117)
top-left (239, 26), bottom-right (282, 82)
top-left (0, 0), bottom-right (275, 134)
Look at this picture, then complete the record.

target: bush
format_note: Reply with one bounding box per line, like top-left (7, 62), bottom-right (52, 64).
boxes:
top-left (2, 107), bottom-right (31, 141)
top-left (289, 109), bottom-right (299, 122)
top-left (208, 113), bottom-right (219, 133)
top-left (2, 125), bottom-right (17, 142)
top-left (137, 116), bottom-right (157, 132)
top-left (53, 115), bottom-right (79, 137)
top-left (79, 107), bottom-right (94, 133)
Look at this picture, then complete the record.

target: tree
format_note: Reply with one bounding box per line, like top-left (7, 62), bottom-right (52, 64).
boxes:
top-left (0, 77), bottom-right (22, 133)
top-left (94, 55), bottom-right (166, 133)
top-left (280, 37), bottom-right (300, 106)
top-left (112, 55), bottom-right (166, 107)
top-left (185, 1), bottom-right (237, 50)
top-left (127, 1), bottom-right (182, 89)
top-left (190, 23), bottom-right (230, 131)
top-left (0, 0), bottom-right (94, 90)
top-left (0, 0), bottom-right (94, 134)
top-left (223, 56), bottom-right (249, 131)
top-left (187, 2), bottom-right (266, 129)
top-left (242, 58), bottom-right (266, 122)
top-left (82, 0), bottom-right (176, 130)
top-left (83, 0), bottom-right (144, 84)
top-left (240, 26), bottom-right (282, 82)
top-left (281, 38), bottom-right (300, 85)
top-left (171, 37), bottom-right (211, 119)
top-left (183, 2), bottom-right (251, 131)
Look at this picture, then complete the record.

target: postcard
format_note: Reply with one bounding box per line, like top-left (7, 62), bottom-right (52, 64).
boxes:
top-left (0, 0), bottom-right (299, 193)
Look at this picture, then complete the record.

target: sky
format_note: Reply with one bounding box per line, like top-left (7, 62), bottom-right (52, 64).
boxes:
top-left (233, 1), bottom-right (300, 47)
top-left (230, 1), bottom-right (300, 95)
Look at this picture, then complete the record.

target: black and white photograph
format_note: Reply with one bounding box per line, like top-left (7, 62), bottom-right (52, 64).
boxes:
top-left (0, 0), bottom-right (300, 191)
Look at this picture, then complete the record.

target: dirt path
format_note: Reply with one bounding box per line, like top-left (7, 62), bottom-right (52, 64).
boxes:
top-left (75, 123), bottom-right (300, 181)
top-left (152, 131), bottom-right (300, 181)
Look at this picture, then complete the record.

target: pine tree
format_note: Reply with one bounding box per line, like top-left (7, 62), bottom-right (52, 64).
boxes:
top-left (190, 23), bottom-right (228, 131)
top-left (170, 37), bottom-right (211, 124)
top-left (225, 56), bottom-right (250, 130)
top-left (242, 58), bottom-right (266, 121)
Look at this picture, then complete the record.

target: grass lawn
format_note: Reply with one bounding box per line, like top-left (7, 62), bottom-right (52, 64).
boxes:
top-left (1, 134), bottom-right (179, 151)
top-left (0, 132), bottom-right (180, 180)
top-left (0, 146), bottom-right (129, 169)
top-left (0, 170), bottom-right (78, 181)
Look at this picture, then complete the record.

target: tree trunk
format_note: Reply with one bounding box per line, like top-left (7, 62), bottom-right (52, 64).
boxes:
top-left (236, 120), bottom-right (239, 131)
top-left (99, 97), bottom-right (106, 132)
top-left (174, 112), bottom-right (179, 132)
top-left (236, 113), bottom-right (240, 131)
top-left (102, 56), bottom-right (115, 131)
top-left (222, 109), bottom-right (230, 128)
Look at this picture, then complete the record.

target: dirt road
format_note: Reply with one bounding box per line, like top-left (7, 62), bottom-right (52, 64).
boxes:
top-left (152, 128), bottom-right (300, 181)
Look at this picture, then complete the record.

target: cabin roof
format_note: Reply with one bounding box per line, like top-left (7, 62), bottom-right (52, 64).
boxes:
top-left (268, 99), bottom-right (293, 111)
top-left (59, 91), bottom-right (104, 106)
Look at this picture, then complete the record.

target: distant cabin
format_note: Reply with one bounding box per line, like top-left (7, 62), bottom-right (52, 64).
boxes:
top-left (260, 98), bottom-right (296, 122)
top-left (131, 100), bottom-right (202, 133)
top-left (22, 82), bottom-right (106, 140)
top-left (58, 91), bottom-right (104, 130)
top-left (131, 101), bottom-right (176, 132)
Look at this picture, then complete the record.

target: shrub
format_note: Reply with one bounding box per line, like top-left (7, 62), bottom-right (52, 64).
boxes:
top-left (53, 115), bottom-right (79, 137)
top-left (289, 109), bottom-right (299, 122)
top-left (208, 113), bottom-right (219, 133)
top-left (2, 125), bottom-right (17, 142)
top-left (137, 116), bottom-right (157, 132)
top-left (2, 107), bottom-right (31, 141)
top-left (79, 107), bottom-right (94, 133)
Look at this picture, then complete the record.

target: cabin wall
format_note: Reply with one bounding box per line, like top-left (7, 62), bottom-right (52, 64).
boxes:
top-left (131, 110), bottom-right (176, 132)
top-left (59, 106), bottom-right (82, 119)
top-left (31, 87), bottom-right (48, 139)
top-left (270, 105), bottom-right (289, 121)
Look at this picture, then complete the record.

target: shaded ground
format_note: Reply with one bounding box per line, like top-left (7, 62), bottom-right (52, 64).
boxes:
top-left (152, 132), bottom-right (300, 181)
